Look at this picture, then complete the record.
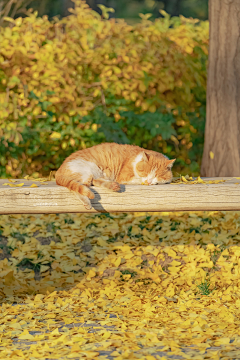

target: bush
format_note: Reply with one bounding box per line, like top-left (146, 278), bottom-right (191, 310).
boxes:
top-left (0, 1), bottom-right (208, 178)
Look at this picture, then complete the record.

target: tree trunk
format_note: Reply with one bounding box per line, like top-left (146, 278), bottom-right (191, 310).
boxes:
top-left (201, 0), bottom-right (240, 177)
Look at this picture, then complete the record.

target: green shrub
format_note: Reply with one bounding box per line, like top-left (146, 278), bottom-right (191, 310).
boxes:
top-left (0, 1), bottom-right (208, 178)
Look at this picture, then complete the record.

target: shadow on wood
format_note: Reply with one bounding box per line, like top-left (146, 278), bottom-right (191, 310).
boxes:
top-left (0, 178), bottom-right (240, 214)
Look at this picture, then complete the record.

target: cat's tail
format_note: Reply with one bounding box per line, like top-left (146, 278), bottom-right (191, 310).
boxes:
top-left (55, 174), bottom-right (94, 209)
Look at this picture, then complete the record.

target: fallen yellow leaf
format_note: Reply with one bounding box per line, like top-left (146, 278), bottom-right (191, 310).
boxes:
top-left (197, 176), bottom-right (205, 183)
top-left (3, 183), bottom-right (24, 187)
top-left (181, 176), bottom-right (188, 182)
top-left (210, 151), bottom-right (214, 159)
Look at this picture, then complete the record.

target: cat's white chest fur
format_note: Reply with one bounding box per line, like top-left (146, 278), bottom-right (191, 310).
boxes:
top-left (127, 178), bottom-right (143, 185)
top-left (68, 159), bottom-right (103, 182)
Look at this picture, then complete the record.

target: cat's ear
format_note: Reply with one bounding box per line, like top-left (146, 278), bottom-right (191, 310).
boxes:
top-left (166, 159), bottom-right (176, 169)
top-left (140, 152), bottom-right (150, 162)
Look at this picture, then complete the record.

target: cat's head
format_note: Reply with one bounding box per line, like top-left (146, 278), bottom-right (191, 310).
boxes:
top-left (135, 152), bottom-right (175, 185)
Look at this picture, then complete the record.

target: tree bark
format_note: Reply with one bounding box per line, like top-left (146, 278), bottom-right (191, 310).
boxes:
top-left (201, 0), bottom-right (240, 177)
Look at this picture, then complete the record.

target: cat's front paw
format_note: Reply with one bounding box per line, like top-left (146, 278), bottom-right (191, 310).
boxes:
top-left (84, 202), bottom-right (92, 210)
top-left (74, 193), bottom-right (92, 209)
top-left (109, 182), bottom-right (121, 192)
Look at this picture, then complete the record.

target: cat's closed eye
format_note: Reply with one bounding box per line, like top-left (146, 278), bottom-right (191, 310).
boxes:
top-left (55, 143), bottom-right (175, 209)
top-left (136, 162), bottom-right (150, 176)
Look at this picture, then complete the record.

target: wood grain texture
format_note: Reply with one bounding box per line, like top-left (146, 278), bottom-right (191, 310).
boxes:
top-left (201, 0), bottom-right (240, 177)
top-left (0, 178), bottom-right (240, 214)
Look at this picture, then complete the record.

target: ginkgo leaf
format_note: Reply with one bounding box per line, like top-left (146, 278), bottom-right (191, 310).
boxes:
top-left (3, 183), bottom-right (24, 187)
top-left (50, 131), bottom-right (61, 139)
top-left (9, 322), bottom-right (22, 330)
top-left (40, 265), bottom-right (49, 272)
top-left (51, 328), bottom-right (60, 335)
top-left (114, 257), bottom-right (121, 267)
top-left (197, 176), bottom-right (204, 183)
top-left (210, 151), bottom-right (214, 159)
top-left (181, 176), bottom-right (188, 182)
top-left (19, 331), bottom-right (34, 340)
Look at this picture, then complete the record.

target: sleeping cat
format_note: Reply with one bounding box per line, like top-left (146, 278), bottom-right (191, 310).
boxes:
top-left (55, 143), bottom-right (175, 209)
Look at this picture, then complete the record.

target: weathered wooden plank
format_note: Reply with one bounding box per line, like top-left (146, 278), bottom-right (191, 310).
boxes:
top-left (0, 178), bottom-right (240, 214)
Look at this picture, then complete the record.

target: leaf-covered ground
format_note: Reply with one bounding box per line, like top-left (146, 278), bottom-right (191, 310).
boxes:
top-left (1, 211), bottom-right (240, 359)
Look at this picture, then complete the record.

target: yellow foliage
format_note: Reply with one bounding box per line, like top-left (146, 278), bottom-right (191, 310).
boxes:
top-left (0, 0), bottom-right (208, 177)
top-left (0, 0), bottom-right (208, 117)
top-left (0, 210), bottom-right (240, 358)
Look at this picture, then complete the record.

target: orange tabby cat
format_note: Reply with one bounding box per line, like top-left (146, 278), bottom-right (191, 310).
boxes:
top-left (55, 143), bottom-right (175, 209)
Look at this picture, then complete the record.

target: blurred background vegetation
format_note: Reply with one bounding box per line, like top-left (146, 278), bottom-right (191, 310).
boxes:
top-left (1, 0), bottom-right (208, 22)
top-left (0, 0), bottom-right (209, 178)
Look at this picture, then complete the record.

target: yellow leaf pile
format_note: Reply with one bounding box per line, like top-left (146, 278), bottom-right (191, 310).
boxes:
top-left (0, 211), bottom-right (240, 358)
top-left (2, 182), bottom-right (25, 187)
top-left (172, 175), bottom-right (227, 185)
top-left (1, 177), bottom-right (51, 188)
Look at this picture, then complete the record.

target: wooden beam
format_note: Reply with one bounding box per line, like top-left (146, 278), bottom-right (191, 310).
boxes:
top-left (0, 178), bottom-right (240, 214)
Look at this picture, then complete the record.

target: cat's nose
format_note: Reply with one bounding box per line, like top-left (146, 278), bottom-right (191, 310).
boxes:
top-left (147, 180), bottom-right (152, 184)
